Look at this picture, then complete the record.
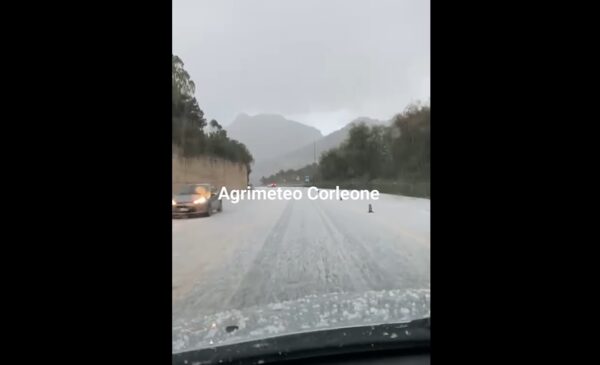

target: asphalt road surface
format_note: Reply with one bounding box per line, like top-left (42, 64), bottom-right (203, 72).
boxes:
top-left (173, 187), bottom-right (429, 323)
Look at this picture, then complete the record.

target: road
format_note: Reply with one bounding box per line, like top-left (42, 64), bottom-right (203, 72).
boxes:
top-left (173, 187), bottom-right (429, 324)
top-left (173, 186), bottom-right (430, 315)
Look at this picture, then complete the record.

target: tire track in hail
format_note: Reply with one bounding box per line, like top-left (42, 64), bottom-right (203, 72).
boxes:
top-left (225, 199), bottom-right (295, 310)
top-left (320, 199), bottom-right (428, 290)
top-left (313, 200), bottom-right (399, 292)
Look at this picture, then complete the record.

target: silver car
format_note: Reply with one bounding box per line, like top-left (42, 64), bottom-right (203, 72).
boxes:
top-left (172, 184), bottom-right (223, 218)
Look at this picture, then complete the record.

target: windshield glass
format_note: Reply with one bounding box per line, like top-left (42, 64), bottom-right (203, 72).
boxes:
top-left (178, 185), bottom-right (210, 195)
top-left (173, 0), bottom-right (430, 355)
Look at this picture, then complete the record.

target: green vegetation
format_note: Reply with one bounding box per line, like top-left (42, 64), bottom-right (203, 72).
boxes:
top-left (262, 103), bottom-right (430, 197)
top-left (260, 163), bottom-right (319, 185)
top-left (172, 55), bottom-right (253, 171)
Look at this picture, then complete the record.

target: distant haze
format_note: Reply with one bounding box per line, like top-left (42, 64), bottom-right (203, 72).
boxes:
top-left (226, 113), bottom-right (387, 184)
top-left (227, 113), bottom-right (323, 162)
top-left (173, 0), bottom-right (430, 135)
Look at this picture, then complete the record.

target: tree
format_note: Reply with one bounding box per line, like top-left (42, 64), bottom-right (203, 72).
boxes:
top-left (210, 119), bottom-right (222, 130)
top-left (172, 55), bottom-right (195, 101)
top-left (391, 103), bottom-right (430, 179)
top-left (319, 149), bottom-right (348, 180)
top-left (172, 55), bottom-right (254, 170)
top-left (317, 101), bottom-right (430, 183)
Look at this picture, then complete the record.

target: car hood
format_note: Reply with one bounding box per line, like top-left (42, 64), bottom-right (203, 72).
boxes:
top-left (173, 288), bottom-right (430, 354)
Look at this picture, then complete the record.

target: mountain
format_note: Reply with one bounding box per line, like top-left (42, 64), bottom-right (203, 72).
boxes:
top-left (252, 117), bottom-right (387, 182)
top-left (226, 113), bottom-right (323, 164)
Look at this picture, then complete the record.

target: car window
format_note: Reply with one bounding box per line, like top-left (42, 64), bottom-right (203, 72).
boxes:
top-left (177, 185), bottom-right (209, 195)
top-left (194, 186), bottom-right (208, 195)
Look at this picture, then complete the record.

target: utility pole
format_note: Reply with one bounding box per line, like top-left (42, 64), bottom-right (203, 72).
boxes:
top-left (313, 141), bottom-right (317, 184)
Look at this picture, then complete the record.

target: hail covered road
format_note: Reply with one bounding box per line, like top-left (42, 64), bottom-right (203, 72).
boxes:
top-left (172, 187), bottom-right (430, 351)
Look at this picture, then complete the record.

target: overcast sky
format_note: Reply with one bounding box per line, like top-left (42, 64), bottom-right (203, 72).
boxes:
top-left (173, 0), bottom-right (429, 135)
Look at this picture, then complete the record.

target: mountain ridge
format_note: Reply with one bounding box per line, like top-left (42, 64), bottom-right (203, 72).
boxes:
top-left (246, 116), bottom-right (387, 183)
top-left (225, 114), bottom-right (323, 165)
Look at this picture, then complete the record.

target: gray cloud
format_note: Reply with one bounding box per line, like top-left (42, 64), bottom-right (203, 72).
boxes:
top-left (173, 0), bottom-right (429, 134)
